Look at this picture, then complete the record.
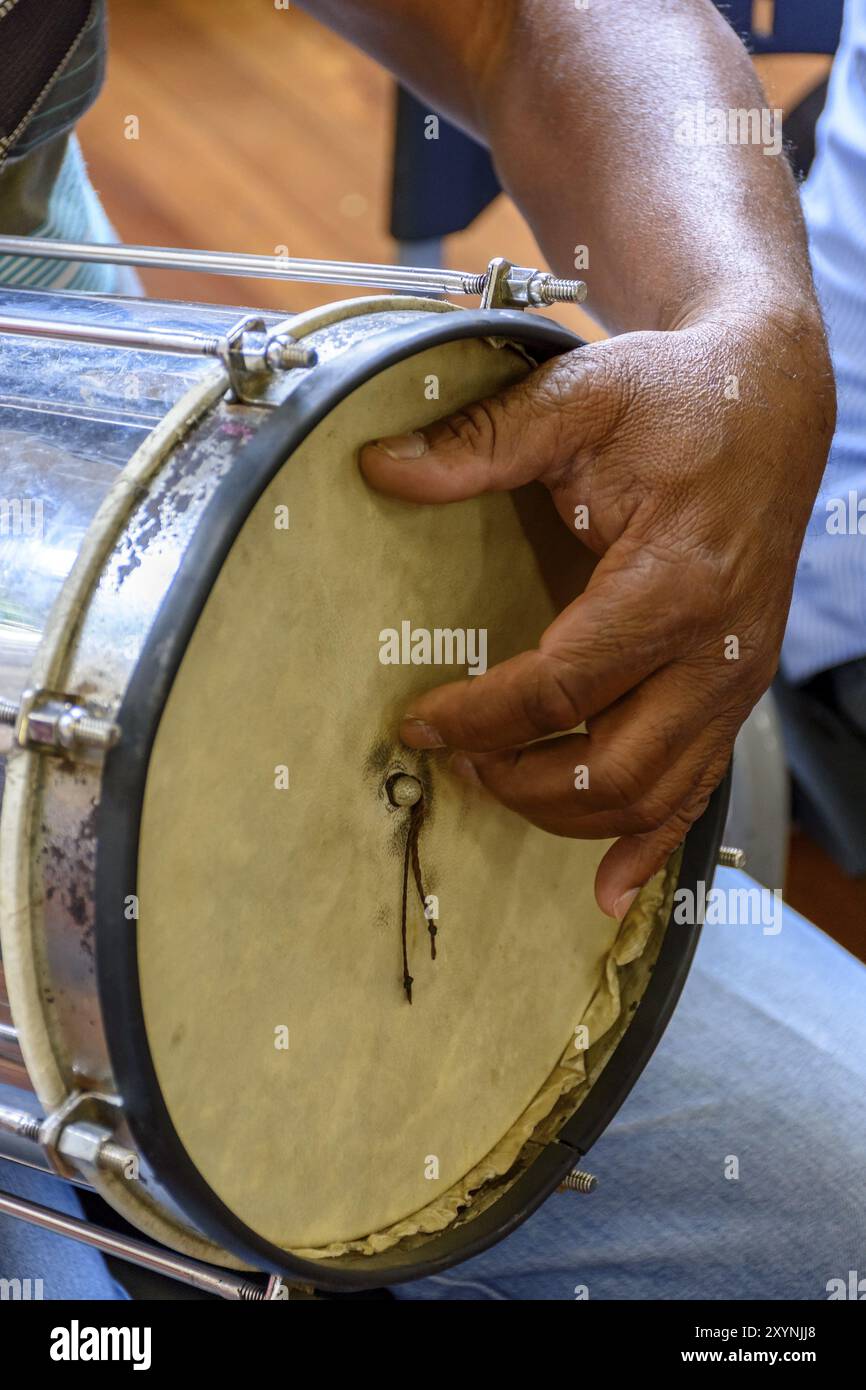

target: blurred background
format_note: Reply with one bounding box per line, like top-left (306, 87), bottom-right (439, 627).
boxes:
top-left (77, 0), bottom-right (863, 956)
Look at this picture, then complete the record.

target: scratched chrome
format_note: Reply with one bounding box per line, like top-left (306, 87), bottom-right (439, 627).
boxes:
top-left (0, 287), bottom-right (291, 729)
top-left (0, 289), bottom-right (455, 1244)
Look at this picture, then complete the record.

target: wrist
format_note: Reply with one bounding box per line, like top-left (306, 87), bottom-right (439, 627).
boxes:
top-left (664, 266), bottom-right (828, 347)
top-left (671, 289), bottom-right (836, 470)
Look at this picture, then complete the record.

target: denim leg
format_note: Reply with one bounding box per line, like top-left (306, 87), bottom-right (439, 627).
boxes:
top-left (4, 873), bottom-right (863, 1301)
top-left (0, 1158), bottom-right (127, 1300)
top-left (395, 869), bottom-right (866, 1300)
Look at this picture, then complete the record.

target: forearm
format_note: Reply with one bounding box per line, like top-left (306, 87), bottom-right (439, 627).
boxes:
top-left (302, 0), bottom-right (822, 337)
top-left (479, 1), bottom-right (821, 335)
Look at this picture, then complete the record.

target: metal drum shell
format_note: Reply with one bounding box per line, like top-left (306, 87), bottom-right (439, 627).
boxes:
top-left (0, 287), bottom-right (267, 1107)
top-left (0, 292), bottom-right (463, 1262)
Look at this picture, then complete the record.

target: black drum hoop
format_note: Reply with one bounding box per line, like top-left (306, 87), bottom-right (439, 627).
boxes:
top-left (95, 309), bottom-right (727, 1290)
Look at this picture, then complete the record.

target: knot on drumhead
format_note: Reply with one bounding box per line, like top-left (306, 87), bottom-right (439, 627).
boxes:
top-left (386, 772), bottom-right (423, 808)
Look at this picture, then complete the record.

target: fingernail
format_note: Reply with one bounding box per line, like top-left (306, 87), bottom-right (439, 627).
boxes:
top-left (449, 753), bottom-right (482, 786)
top-left (400, 718), bottom-right (445, 749)
top-left (374, 431), bottom-right (428, 460)
top-left (612, 888), bottom-right (640, 921)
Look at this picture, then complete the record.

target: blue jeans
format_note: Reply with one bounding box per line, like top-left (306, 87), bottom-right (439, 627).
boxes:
top-left (399, 866), bottom-right (866, 1300)
top-left (2, 870), bottom-right (865, 1300)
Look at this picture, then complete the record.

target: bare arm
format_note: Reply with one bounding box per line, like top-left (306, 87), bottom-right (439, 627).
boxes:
top-left (300, 0), bottom-right (835, 915)
top-left (299, 0), bottom-right (820, 335)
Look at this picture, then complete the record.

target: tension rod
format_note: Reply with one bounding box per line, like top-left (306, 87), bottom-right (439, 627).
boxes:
top-left (0, 1188), bottom-right (304, 1300)
top-left (0, 236), bottom-right (587, 310)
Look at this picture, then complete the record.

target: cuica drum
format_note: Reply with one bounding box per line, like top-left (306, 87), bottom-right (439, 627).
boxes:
top-left (0, 264), bottom-right (729, 1292)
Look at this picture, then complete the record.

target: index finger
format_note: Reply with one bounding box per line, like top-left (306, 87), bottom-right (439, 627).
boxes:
top-left (358, 346), bottom-right (611, 505)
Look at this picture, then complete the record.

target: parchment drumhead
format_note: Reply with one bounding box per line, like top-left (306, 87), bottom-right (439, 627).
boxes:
top-left (136, 334), bottom-right (645, 1255)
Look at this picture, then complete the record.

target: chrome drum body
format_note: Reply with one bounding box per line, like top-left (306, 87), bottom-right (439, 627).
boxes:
top-left (0, 284), bottom-right (477, 1267)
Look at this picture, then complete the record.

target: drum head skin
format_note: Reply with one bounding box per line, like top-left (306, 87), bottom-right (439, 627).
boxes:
top-left (96, 309), bottom-right (718, 1284)
top-left (138, 335), bottom-right (627, 1253)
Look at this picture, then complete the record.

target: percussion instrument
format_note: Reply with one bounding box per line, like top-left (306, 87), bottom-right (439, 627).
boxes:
top-left (0, 241), bottom-right (730, 1296)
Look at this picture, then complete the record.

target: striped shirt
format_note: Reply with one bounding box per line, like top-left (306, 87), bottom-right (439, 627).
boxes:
top-left (783, 0), bottom-right (866, 681)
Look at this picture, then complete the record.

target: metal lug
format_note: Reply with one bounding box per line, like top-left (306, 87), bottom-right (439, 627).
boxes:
top-left (0, 689), bottom-right (120, 758)
top-left (481, 258), bottom-right (588, 311)
top-left (39, 1092), bottom-right (137, 1182)
top-left (220, 314), bottom-right (318, 404)
top-left (55, 1120), bottom-right (138, 1179)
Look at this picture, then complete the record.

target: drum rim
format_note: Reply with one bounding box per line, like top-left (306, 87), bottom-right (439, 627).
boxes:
top-left (94, 307), bottom-right (722, 1290)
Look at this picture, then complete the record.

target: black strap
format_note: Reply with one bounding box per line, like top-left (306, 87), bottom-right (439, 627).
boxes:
top-left (0, 0), bottom-right (105, 164)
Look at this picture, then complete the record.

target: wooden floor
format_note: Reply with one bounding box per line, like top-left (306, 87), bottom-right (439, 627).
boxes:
top-left (79, 0), bottom-right (598, 339)
top-left (78, 2), bottom-right (863, 954)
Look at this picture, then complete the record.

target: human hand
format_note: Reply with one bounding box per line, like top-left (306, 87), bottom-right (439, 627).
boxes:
top-left (360, 310), bottom-right (835, 918)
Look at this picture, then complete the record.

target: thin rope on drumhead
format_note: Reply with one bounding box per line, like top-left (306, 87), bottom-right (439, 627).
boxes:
top-left (400, 816), bottom-right (414, 1004)
top-left (409, 803), bottom-right (436, 961)
top-left (400, 798), bottom-right (436, 1003)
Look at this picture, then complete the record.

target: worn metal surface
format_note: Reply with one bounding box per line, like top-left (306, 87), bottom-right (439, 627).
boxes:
top-left (0, 286), bottom-right (451, 1254)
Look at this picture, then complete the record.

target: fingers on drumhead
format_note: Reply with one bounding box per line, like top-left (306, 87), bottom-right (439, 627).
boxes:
top-left (594, 772), bottom-right (723, 918)
top-left (399, 642), bottom-right (652, 755)
top-left (358, 352), bottom-right (604, 503)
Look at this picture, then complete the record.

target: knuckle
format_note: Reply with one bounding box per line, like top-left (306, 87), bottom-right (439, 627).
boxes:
top-left (541, 350), bottom-right (624, 484)
top-left (522, 654), bottom-right (585, 737)
top-left (451, 706), bottom-right (496, 750)
top-left (740, 654), bottom-right (776, 704)
top-left (679, 795), bottom-right (712, 837)
top-left (633, 795), bottom-right (681, 834)
top-left (440, 399), bottom-right (500, 459)
top-left (596, 748), bottom-right (649, 812)
top-left (525, 356), bottom-right (585, 422)
top-left (651, 761), bottom-right (724, 843)
top-left (667, 787), bottom-right (713, 841)
top-left (625, 794), bottom-right (676, 836)
top-left (473, 750), bottom-right (517, 799)
top-left (569, 344), bottom-right (623, 411)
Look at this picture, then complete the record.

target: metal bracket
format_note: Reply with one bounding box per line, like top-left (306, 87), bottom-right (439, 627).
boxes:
top-left (0, 688), bottom-right (120, 759)
top-left (217, 314), bottom-right (318, 405)
top-left (38, 1090), bottom-right (136, 1182)
top-left (480, 258), bottom-right (588, 311)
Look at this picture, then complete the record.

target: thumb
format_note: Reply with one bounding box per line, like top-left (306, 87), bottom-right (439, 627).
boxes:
top-left (358, 345), bottom-right (609, 504)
